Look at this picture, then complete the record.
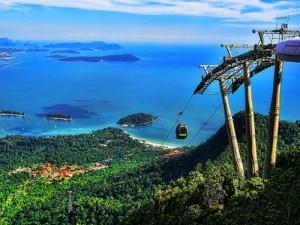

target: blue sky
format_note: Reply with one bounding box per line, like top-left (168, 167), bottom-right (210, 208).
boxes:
top-left (0, 0), bottom-right (300, 43)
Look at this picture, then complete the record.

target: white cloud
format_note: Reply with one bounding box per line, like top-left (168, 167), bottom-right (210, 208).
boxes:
top-left (2, 0), bottom-right (300, 21)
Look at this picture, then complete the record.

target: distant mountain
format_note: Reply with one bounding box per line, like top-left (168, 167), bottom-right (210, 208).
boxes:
top-left (25, 48), bottom-right (49, 52)
top-left (0, 38), bottom-right (42, 49)
top-left (0, 38), bottom-right (17, 47)
top-left (59, 54), bottom-right (140, 62)
top-left (44, 41), bottom-right (122, 50)
top-left (0, 48), bottom-right (23, 53)
top-left (0, 38), bottom-right (122, 51)
top-left (47, 55), bottom-right (66, 59)
top-left (51, 49), bottom-right (80, 54)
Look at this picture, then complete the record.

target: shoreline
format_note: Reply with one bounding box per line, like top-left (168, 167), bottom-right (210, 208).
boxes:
top-left (45, 117), bottom-right (72, 121)
top-left (129, 134), bottom-right (178, 150)
top-left (0, 113), bottom-right (25, 117)
top-left (0, 125), bottom-right (182, 148)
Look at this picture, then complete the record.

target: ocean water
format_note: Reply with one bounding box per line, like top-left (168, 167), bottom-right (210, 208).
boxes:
top-left (0, 43), bottom-right (299, 146)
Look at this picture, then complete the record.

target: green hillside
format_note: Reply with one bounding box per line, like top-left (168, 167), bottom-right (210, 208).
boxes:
top-left (126, 113), bottom-right (300, 225)
top-left (125, 148), bottom-right (300, 225)
top-left (0, 113), bottom-right (299, 224)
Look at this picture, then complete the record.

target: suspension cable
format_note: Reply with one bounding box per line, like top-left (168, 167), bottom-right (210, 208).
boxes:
top-left (187, 102), bottom-right (223, 146)
top-left (161, 120), bottom-right (177, 146)
top-left (178, 93), bottom-right (194, 115)
top-left (161, 93), bottom-right (195, 145)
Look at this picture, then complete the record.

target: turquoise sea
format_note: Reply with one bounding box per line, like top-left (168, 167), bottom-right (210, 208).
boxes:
top-left (0, 43), bottom-right (300, 146)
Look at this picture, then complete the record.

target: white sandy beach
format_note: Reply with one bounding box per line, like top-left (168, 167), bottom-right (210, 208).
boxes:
top-left (129, 135), bottom-right (178, 150)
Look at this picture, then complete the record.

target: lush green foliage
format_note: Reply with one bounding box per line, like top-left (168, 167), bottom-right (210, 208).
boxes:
top-left (1, 113), bottom-right (300, 225)
top-left (117, 113), bottom-right (157, 126)
top-left (125, 113), bottom-right (300, 225)
top-left (0, 128), bottom-right (163, 225)
top-left (125, 149), bottom-right (300, 225)
top-left (0, 128), bottom-right (146, 171)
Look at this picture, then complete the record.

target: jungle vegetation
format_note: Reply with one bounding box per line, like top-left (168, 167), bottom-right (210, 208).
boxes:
top-left (0, 113), bottom-right (299, 225)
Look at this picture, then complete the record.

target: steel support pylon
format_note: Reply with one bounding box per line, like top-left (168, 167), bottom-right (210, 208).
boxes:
top-left (219, 78), bottom-right (245, 177)
top-left (243, 62), bottom-right (259, 177)
top-left (264, 57), bottom-right (284, 179)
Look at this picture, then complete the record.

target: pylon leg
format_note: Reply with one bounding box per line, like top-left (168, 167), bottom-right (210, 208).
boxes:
top-left (243, 62), bottom-right (259, 178)
top-left (219, 79), bottom-right (244, 177)
top-left (263, 58), bottom-right (283, 179)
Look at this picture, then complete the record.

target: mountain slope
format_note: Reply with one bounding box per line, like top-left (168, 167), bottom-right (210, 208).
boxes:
top-left (125, 113), bottom-right (300, 225)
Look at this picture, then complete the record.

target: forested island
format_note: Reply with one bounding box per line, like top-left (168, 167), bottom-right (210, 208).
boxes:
top-left (45, 114), bottom-right (72, 121)
top-left (0, 113), bottom-right (299, 225)
top-left (0, 110), bottom-right (25, 117)
top-left (59, 54), bottom-right (140, 62)
top-left (117, 113), bottom-right (157, 127)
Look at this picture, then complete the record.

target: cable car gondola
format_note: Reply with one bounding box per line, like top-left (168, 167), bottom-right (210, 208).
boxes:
top-left (176, 123), bottom-right (188, 139)
top-left (276, 38), bottom-right (300, 62)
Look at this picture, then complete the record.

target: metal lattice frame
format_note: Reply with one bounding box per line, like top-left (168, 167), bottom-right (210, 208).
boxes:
top-left (194, 22), bottom-right (300, 95)
top-left (194, 47), bottom-right (273, 94)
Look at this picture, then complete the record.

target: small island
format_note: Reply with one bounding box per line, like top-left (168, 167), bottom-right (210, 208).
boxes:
top-left (26, 48), bottom-right (49, 52)
top-left (47, 55), bottom-right (67, 59)
top-left (117, 113), bottom-right (157, 127)
top-left (51, 50), bottom-right (80, 54)
top-left (0, 110), bottom-right (25, 117)
top-left (45, 114), bottom-right (72, 121)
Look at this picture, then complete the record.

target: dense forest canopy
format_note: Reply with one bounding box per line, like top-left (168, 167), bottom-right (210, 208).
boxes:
top-left (117, 113), bottom-right (157, 126)
top-left (0, 113), bottom-right (299, 224)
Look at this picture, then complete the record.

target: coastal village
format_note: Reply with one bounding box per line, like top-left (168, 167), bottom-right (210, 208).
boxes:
top-left (8, 146), bottom-right (184, 181)
top-left (9, 162), bottom-right (108, 181)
